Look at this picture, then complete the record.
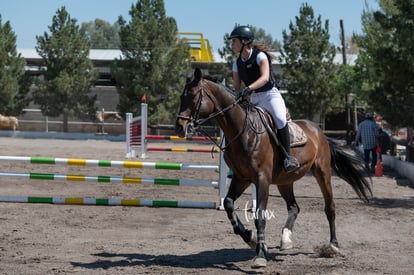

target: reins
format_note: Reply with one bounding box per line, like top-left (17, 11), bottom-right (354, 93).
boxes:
top-left (188, 82), bottom-right (248, 152)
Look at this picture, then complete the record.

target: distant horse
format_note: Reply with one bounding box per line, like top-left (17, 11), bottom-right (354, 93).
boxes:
top-left (175, 68), bottom-right (372, 268)
top-left (95, 111), bottom-right (122, 133)
top-left (0, 114), bottom-right (18, 131)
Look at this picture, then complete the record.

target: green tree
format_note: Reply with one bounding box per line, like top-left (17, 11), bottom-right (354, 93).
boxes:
top-left (81, 19), bottom-right (120, 49)
top-left (354, 0), bottom-right (414, 128)
top-left (112, 0), bottom-right (191, 124)
top-left (0, 16), bottom-right (31, 115)
top-left (34, 6), bottom-right (98, 132)
top-left (279, 4), bottom-right (337, 121)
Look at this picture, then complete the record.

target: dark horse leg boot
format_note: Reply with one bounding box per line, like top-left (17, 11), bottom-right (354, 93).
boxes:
top-left (276, 124), bottom-right (300, 173)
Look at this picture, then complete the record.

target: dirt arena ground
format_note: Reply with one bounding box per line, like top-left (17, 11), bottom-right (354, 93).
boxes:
top-left (0, 137), bottom-right (413, 274)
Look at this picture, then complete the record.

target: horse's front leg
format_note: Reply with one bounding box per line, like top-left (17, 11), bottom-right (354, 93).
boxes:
top-left (223, 178), bottom-right (256, 249)
top-left (251, 179), bottom-right (270, 268)
top-left (277, 183), bottom-right (300, 250)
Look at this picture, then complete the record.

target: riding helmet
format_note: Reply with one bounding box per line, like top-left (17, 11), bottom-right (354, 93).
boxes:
top-left (229, 26), bottom-right (254, 44)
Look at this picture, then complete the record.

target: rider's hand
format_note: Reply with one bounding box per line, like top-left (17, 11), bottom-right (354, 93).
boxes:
top-left (239, 87), bottom-right (252, 99)
top-left (242, 87), bottom-right (252, 97)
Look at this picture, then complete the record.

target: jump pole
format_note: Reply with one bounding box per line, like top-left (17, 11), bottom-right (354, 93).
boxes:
top-left (0, 195), bottom-right (216, 209)
top-left (0, 156), bottom-right (219, 171)
top-left (146, 135), bottom-right (221, 142)
top-left (0, 155), bottom-right (227, 208)
top-left (0, 171), bottom-right (217, 187)
top-left (147, 147), bottom-right (220, 153)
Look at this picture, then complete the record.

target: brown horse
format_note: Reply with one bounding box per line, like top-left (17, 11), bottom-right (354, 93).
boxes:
top-left (175, 68), bottom-right (372, 268)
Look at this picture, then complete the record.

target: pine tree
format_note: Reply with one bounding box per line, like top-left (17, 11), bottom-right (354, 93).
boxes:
top-left (112, 0), bottom-right (190, 124)
top-left (34, 7), bottom-right (98, 132)
top-left (280, 4), bottom-right (337, 121)
top-left (0, 16), bottom-right (31, 115)
top-left (81, 19), bottom-right (120, 49)
top-left (354, 0), bottom-right (414, 128)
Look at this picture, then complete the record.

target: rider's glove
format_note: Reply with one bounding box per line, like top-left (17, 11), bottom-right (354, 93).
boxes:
top-left (240, 87), bottom-right (252, 99)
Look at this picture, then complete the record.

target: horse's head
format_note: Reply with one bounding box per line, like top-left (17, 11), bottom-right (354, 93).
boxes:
top-left (175, 68), bottom-right (216, 137)
top-left (112, 113), bottom-right (122, 120)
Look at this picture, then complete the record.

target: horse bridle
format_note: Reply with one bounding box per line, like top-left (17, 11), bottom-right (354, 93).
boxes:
top-left (177, 80), bottom-right (246, 150)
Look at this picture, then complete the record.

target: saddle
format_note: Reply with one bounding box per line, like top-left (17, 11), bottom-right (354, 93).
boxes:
top-left (255, 106), bottom-right (308, 147)
top-left (287, 119), bottom-right (307, 147)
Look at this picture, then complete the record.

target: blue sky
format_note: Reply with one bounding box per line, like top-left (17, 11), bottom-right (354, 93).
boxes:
top-left (0, 0), bottom-right (379, 52)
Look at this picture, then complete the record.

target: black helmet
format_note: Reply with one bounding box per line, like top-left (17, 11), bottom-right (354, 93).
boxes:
top-left (229, 26), bottom-right (254, 44)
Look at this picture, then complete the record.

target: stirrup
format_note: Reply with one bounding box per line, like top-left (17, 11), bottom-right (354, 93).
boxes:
top-left (283, 156), bottom-right (300, 172)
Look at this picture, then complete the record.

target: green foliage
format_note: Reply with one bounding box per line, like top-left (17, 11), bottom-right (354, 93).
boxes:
top-left (34, 6), bottom-right (98, 132)
top-left (354, 0), bottom-right (414, 128)
top-left (279, 4), bottom-right (337, 121)
top-left (0, 16), bottom-right (31, 115)
top-left (112, 0), bottom-right (191, 125)
top-left (331, 64), bottom-right (362, 107)
top-left (81, 19), bottom-right (120, 49)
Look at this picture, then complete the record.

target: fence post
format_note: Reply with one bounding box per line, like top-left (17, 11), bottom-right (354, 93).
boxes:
top-left (140, 103), bottom-right (148, 158)
top-left (125, 113), bottom-right (133, 158)
top-left (101, 108), bottom-right (105, 134)
top-left (218, 130), bottom-right (227, 210)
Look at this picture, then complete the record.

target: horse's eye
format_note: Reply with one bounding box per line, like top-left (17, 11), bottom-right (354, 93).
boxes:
top-left (182, 88), bottom-right (195, 99)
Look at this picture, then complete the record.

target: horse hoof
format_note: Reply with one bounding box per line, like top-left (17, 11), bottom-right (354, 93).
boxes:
top-left (330, 243), bottom-right (340, 253)
top-left (251, 256), bottom-right (267, 268)
top-left (280, 228), bottom-right (293, 250)
top-left (280, 242), bottom-right (293, 250)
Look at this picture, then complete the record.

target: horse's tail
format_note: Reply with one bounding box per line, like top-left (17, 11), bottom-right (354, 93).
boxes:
top-left (328, 138), bottom-right (373, 202)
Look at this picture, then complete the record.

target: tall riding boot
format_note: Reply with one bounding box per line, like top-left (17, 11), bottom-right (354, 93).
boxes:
top-left (277, 124), bottom-right (300, 172)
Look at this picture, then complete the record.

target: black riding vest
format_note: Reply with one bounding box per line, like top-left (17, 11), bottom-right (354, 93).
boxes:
top-left (236, 48), bottom-right (274, 93)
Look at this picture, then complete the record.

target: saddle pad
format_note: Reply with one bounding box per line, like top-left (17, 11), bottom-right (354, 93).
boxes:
top-left (288, 121), bottom-right (307, 147)
top-left (253, 105), bottom-right (307, 147)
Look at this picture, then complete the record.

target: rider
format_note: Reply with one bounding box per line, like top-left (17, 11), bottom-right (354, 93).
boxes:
top-left (229, 25), bottom-right (299, 172)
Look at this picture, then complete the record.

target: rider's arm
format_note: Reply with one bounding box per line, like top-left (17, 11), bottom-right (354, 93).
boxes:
top-left (232, 61), bottom-right (241, 92)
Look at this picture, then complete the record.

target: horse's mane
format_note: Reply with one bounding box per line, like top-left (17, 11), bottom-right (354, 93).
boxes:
top-left (202, 75), bottom-right (259, 115)
top-left (203, 74), bottom-right (222, 83)
top-left (187, 67), bottom-right (241, 103)
top-left (202, 75), bottom-right (238, 98)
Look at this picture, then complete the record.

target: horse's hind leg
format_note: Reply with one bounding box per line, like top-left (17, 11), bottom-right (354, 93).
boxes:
top-left (223, 179), bottom-right (256, 249)
top-left (312, 164), bottom-right (339, 250)
top-left (277, 182), bottom-right (300, 250)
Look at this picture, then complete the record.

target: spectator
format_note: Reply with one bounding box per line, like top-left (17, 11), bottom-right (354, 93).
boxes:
top-left (355, 112), bottom-right (380, 170)
top-left (375, 114), bottom-right (391, 161)
top-left (377, 128), bottom-right (391, 161)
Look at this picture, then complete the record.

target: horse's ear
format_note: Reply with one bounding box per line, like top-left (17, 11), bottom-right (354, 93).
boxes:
top-left (194, 68), bottom-right (202, 81)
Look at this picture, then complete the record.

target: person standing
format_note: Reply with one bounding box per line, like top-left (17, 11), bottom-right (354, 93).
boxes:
top-left (355, 112), bottom-right (380, 170)
top-left (229, 25), bottom-right (299, 172)
top-left (375, 114), bottom-right (391, 161)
